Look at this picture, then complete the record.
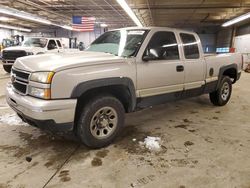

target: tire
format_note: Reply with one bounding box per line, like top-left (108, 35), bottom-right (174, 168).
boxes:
top-left (76, 95), bottom-right (125, 148)
top-left (3, 65), bottom-right (12, 73)
top-left (209, 76), bottom-right (232, 106)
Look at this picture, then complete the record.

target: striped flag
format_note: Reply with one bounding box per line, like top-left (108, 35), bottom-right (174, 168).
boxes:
top-left (72, 16), bottom-right (95, 32)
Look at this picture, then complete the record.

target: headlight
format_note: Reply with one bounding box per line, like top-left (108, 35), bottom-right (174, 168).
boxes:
top-left (28, 87), bottom-right (51, 99)
top-left (30, 72), bottom-right (54, 84)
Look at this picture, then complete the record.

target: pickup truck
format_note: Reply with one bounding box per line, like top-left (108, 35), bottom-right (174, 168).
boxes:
top-left (1, 37), bottom-right (74, 73)
top-left (6, 27), bottom-right (243, 148)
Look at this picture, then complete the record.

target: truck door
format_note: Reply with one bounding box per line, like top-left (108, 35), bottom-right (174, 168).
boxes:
top-left (47, 40), bottom-right (58, 53)
top-left (179, 33), bottom-right (205, 91)
top-left (137, 31), bottom-right (185, 98)
top-left (56, 40), bottom-right (63, 52)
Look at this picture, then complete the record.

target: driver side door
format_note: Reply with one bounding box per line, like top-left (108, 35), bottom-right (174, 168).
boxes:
top-left (46, 40), bottom-right (59, 53)
top-left (137, 31), bottom-right (185, 98)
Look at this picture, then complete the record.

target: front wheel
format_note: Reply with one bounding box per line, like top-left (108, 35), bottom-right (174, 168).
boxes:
top-left (209, 76), bottom-right (232, 106)
top-left (76, 95), bottom-right (125, 148)
top-left (3, 65), bottom-right (12, 73)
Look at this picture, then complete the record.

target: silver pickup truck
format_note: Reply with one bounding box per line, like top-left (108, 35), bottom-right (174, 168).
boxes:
top-left (6, 27), bottom-right (243, 148)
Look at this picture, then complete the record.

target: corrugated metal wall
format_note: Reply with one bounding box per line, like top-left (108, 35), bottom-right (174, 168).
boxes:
top-left (236, 24), bottom-right (250, 36)
top-left (199, 34), bottom-right (216, 53)
top-left (216, 28), bottom-right (233, 48)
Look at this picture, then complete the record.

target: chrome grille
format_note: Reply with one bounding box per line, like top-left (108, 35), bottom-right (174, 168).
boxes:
top-left (2, 50), bottom-right (27, 60)
top-left (11, 68), bottom-right (30, 95)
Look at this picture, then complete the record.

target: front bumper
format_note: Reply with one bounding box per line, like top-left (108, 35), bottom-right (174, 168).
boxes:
top-left (6, 83), bottom-right (77, 133)
top-left (2, 59), bottom-right (15, 65)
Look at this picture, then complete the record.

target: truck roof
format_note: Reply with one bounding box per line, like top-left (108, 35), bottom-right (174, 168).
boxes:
top-left (111, 26), bottom-right (196, 34)
top-left (25, 37), bottom-right (63, 40)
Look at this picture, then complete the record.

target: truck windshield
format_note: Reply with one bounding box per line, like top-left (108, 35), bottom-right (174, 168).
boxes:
top-left (22, 38), bottom-right (47, 48)
top-left (86, 30), bottom-right (148, 57)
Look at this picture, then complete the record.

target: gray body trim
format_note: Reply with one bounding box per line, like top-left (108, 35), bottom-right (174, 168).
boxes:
top-left (217, 64), bottom-right (238, 88)
top-left (71, 77), bottom-right (137, 112)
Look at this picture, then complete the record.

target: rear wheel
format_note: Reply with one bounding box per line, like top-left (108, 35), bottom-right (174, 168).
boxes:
top-left (76, 95), bottom-right (125, 148)
top-left (3, 65), bottom-right (12, 73)
top-left (209, 76), bottom-right (232, 106)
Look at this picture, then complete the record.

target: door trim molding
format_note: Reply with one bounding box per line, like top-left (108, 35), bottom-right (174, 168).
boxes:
top-left (137, 84), bottom-right (183, 97)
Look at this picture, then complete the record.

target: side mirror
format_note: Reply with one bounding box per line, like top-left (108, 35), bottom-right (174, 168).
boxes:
top-left (142, 48), bottom-right (159, 62)
top-left (142, 55), bottom-right (153, 62)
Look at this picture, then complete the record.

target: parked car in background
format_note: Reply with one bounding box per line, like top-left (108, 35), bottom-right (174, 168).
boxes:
top-left (1, 37), bottom-right (78, 73)
top-left (6, 27), bottom-right (243, 148)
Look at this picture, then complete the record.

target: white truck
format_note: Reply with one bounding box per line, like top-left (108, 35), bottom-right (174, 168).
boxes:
top-left (1, 37), bottom-right (76, 73)
top-left (6, 27), bottom-right (243, 148)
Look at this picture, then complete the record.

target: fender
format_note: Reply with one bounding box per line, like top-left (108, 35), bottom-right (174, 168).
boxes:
top-left (216, 64), bottom-right (238, 89)
top-left (71, 77), bottom-right (137, 112)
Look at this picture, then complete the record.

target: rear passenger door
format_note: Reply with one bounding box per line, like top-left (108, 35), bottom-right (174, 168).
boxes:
top-left (137, 31), bottom-right (184, 97)
top-left (179, 33), bottom-right (205, 90)
top-left (47, 40), bottom-right (58, 53)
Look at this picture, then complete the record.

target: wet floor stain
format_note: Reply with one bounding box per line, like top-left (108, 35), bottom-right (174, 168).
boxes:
top-left (184, 141), bottom-right (194, 147)
top-left (0, 131), bottom-right (79, 170)
top-left (175, 124), bottom-right (189, 129)
top-left (114, 126), bottom-right (154, 155)
top-left (25, 156), bottom-right (32, 162)
top-left (59, 170), bottom-right (71, 182)
top-left (190, 110), bottom-right (198, 114)
top-left (95, 149), bottom-right (109, 158)
top-left (0, 145), bottom-right (29, 158)
top-left (183, 119), bottom-right (191, 123)
top-left (188, 129), bottom-right (196, 133)
top-left (91, 157), bottom-right (102, 167)
top-left (204, 137), bottom-right (213, 143)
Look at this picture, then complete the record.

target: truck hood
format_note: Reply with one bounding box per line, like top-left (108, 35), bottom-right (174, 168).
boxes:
top-left (3, 46), bottom-right (42, 52)
top-left (13, 51), bottom-right (125, 72)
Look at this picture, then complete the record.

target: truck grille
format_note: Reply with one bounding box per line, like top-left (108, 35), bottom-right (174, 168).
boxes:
top-left (2, 50), bottom-right (27, 61)
top-left (11, 68), bottom-right (30, 95)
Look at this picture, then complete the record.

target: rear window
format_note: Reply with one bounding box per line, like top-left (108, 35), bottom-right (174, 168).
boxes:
top-left (180, 33), bottom-right (200, 59)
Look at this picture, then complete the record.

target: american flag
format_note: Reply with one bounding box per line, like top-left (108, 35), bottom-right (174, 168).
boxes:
top-left (72, 16), bottom-right (95, 32)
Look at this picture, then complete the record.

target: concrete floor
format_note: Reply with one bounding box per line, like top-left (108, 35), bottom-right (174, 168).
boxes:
top-left (0, 67), bottom-right (250, 188)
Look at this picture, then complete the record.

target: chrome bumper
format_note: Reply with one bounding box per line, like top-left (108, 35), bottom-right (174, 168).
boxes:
top-left (2, 59), bottom-right (15, 65)
top-left (6, 83), bottom-right (77, 124)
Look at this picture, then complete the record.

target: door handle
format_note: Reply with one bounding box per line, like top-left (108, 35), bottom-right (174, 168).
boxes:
top-left (176, 65), bottom-right (184, 72)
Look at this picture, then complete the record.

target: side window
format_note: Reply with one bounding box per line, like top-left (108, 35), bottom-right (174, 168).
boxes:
top-left (56, 40), bottom-right (62, 48)
top-left (180, 33), bottom-right (200, 59)
top-left (143, 31), bottom-right (179, 61)
top-left (47, 40), bottom-right (57, 50)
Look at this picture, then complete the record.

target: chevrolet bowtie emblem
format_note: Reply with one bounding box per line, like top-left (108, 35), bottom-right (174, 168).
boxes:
top-left (11, 74), bottom-right (16, 83)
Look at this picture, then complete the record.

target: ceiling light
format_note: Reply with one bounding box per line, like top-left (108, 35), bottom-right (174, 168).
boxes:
top-left (222, 12), bottom-right (250, 27)
top-left (0, 6), bottom-right (52, 25)
top-left (100, 23), bottom-right (108, 27)
top-left (61, 25), bottom-right (73, 30)
top-left (53, 24), bottom-right (73, 30)
top-left (0, 24), bottom-right (31, 32)
top-left (0, 16), bottom-right (11, 22)
top-left (116, 0), bottom-right (143, 27)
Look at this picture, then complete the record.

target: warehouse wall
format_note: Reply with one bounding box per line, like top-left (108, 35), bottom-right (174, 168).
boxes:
top-left (0, 28), bottom-right (12, 44)
top-left (55, 27), bottom-right (104, 47)
top-left (236, 23), bottom-right (250, 36)
top-left (198, 34), bottom-right (216, 53)
top-left (0, 26), bottom-right (104, 48)
top-left (216, 28), bottom-right (233, 48)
